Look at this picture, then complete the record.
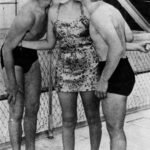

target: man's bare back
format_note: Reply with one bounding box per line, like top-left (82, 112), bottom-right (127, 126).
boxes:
top-left (89, 2), bottom-right (127, 61)
top-left (7, 1), bottom-right (48, 42)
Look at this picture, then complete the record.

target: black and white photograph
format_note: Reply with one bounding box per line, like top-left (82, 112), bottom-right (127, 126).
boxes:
top-left (0, 0), bottom-right (150, 150)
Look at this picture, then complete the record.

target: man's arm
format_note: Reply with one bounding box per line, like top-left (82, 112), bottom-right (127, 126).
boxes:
top-left (21, 8), bottom-right (56, 50)
top-left (93, 15), bottom-right (123, 81)
top-left (92, 13), bottom-right (124, 98)
top-left (2, 10), bottom-right (34, 103)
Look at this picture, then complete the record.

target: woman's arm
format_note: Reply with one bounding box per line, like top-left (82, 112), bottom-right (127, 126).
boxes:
top-left (22, 8), bottom-right (56, 50)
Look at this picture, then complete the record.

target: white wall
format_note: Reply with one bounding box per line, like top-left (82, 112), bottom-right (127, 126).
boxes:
top-left (0, 0), bottom-right (61, 29)
top-left (18, 0), bottom-right (29, 9)
top-left (0, 0), bottom-right (28, 29)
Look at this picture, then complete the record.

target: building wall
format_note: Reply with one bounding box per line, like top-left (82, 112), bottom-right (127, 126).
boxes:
top-left (0, 0), bottom-right (64, 29)
top-left (0, 0), bottom-right (28, 29)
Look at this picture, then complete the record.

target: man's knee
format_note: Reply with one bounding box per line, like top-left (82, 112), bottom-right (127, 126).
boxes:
top-left (106, 122), bottom-right (124, 136)
top-left (62, 116), bottom-right (77, 128)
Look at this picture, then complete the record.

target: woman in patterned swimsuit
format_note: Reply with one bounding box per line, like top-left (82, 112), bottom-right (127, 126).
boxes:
top-left (22, 0), bottom-right (101, 150)
top-left (54, 4), bottom-right (98, 92)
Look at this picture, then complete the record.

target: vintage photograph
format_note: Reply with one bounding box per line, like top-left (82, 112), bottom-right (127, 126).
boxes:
top-left (0, 0), bottom-right (150, 150)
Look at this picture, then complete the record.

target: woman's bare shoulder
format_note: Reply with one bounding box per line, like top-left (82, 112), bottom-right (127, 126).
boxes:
top-left (82, 6), bottom-right (90, 19)
top-left (48, 4), bottom-right (59, 22)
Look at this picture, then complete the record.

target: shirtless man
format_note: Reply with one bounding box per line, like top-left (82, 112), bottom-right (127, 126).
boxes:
top-left (80, 0), bottom-right (144, 150)
top-left (1, 0), bottom-right (51, 149)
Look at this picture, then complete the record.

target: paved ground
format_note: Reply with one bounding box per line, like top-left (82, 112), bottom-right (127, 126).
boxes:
top-left (6, 109), bottom-right (150, 150)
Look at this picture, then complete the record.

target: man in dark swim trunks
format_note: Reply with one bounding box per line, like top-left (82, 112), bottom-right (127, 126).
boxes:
top-left (81, 0), bottom-right (150, 150)
top-left (1, 0), bottom-right (51, 149)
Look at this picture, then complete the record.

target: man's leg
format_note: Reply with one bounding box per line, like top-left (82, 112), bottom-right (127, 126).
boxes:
top-left (24, 60), bottom-right (41, 150)
top-left (81, 91), bottom-right (101, 150)
top-left (3, 67), bottom-right (24, 150)
top-left (102, 93), bottom-right (127, 150)
top-left (58, 92), bottom-right (78, 150)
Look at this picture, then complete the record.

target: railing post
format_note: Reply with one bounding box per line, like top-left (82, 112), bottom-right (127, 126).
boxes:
top-left (48, 51), bottom-right (54, 139)
top-left (15, 0), bottom-right (17, 16)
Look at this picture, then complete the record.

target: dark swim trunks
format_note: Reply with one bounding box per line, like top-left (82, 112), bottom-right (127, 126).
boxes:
top-left (1, 46), bottom-right (38, 73)
top-left (98, 58), bottom-right (135, 96)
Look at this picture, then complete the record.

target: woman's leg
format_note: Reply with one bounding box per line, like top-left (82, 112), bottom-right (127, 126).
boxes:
top-left (80, 91), bottom-right (101, 150)
top-left (58, 92), bottom-right (78, 150)
top-left (102, 93), bottom-right (127, 150)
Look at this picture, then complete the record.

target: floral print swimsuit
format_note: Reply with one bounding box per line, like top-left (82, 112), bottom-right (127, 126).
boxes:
top-left (54, 4), bottom-right (99, 92)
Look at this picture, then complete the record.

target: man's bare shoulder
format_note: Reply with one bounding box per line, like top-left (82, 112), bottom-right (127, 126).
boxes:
top-left (12, 2), bottom-right (36, 29)
top-left (5, 1), bottom-right (36, 41)
top-left (91, 6), bottom-right (109, 27)
top-left (91, 2), bottom-right (122, 26)
top-left (18, 1), bottom-right (35, 14)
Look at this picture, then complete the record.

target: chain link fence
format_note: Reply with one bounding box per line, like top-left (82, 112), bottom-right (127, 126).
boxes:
top-left (0, 43), bottom-right (150, 146)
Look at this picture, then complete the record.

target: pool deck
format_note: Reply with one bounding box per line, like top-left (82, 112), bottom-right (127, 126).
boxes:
top-left (5, 109), bottom-right (150, 150)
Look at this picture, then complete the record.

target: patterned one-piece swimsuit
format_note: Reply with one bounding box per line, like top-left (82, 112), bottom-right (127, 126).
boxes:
top-left (54, 4), bottom-right (99, 92)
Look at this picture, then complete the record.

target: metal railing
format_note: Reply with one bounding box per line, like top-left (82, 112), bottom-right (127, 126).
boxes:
top-left (0, 0), bottom-right (17, 16)
top-left (0, 49), bottom-right (150, 148)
